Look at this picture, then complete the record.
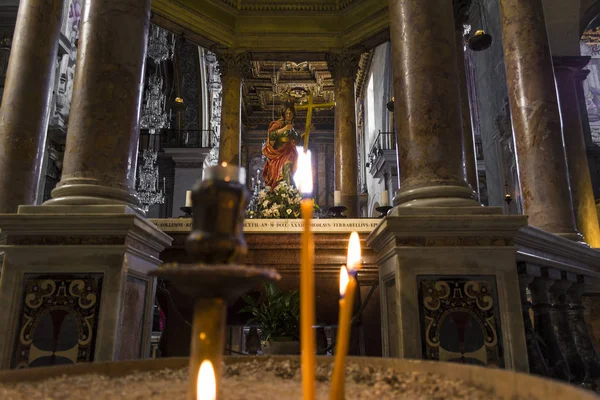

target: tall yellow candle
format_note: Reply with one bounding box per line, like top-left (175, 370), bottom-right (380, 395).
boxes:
top-left (330, 232), bottom-right (362, 400)
top-left (296, 150), bottom-right (316, 399)
top-left (330, 266), bottom-right (357, 400)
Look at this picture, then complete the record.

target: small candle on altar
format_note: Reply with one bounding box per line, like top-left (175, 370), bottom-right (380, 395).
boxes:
top-left (334, 190), bottom-right (342, 206)
top-left (295, 150), bottom-right (316, 399)
top-left (197, 360), bottom-right (216, 400)
top-left (381, 190), bottom-right (389, 206)
top-left (186, 190), bottom-right (193, 207)
top-left (330, 232), bottom-right (361, 400)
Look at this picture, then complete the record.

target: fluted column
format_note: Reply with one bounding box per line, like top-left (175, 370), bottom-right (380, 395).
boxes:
top-left (46, 0), bottom-right (151, 208)
top-left (388, 0), bottom-right (478, 207)
top-left (499, 0), bottom-right (580, 240)
top-left (0, 0), bottom-right (64, 213)
top-left (327, 52), bottom-right (360, 217)
top-left (554, 57), bottom-right (600, 248)
top-left (216, 52), bottom-right (250, 165)
top-left (454, 0), bottom-right (479, 198)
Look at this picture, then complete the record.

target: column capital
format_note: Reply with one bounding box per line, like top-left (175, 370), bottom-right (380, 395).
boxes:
top-left (326, 52), bottom-right (361, 81)
top-left (215, 51), bottom-right (251, 79)
top-left (453, 0), bottom-right (472, 28)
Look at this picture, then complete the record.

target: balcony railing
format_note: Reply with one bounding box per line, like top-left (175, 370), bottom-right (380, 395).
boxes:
top-left (366, 130), bottom-right (396, 168)
top-left (139, 129), bottom-right (215, 151)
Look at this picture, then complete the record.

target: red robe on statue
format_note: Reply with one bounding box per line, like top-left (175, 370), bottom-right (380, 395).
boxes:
top-left (262, 120), bottom-right (299, 189)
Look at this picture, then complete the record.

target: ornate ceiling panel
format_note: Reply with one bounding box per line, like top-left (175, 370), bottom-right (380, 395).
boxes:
top-left (243, 60), bottom-right (335, 128)
top-left (151, 0), bottom-right (389, 57)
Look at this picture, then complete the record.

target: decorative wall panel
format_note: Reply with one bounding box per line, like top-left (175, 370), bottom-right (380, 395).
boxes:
top-left (12, 273), bottom-right (103, 368)
top-left (418, 276), bottom-right (504, 368)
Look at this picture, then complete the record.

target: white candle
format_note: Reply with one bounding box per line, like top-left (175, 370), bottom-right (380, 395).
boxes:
top-left (381, 190), bottom-right (389, 206)
top-left (334, 190), bottom-right (342, 206)
top-left (185, 190), bottom-right (193, 207)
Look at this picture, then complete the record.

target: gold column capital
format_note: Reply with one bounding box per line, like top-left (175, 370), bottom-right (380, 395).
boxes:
top-left (326, 52), bottom-right (361, 82)
top-left (215, 51), bottom-right (252, 79)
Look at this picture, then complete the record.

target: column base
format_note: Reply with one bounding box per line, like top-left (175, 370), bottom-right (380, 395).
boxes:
top-left (393, 184), bottom-right (480, 208)
top-left (0, 205), bottom-right (172, 368)
top-left (367, 209), bottom-right (529, 371)
top-left (46, 181), bottom-right (142, 213)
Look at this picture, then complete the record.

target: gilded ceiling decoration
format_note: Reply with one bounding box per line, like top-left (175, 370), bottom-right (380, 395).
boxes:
top-left (582, 27), bottom-right (600, 45)
top-left (243, 54), bottom-right (372, 132)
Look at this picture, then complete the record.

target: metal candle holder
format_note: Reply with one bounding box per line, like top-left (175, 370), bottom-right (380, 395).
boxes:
top-left (150, 163), bottom-right (280, 399)
top-left (375, 206), bottom-right (393, 218)
top-left (329, 206), bottom-right (347, 218)
top-left (180, 206), bottom-right (193, 218)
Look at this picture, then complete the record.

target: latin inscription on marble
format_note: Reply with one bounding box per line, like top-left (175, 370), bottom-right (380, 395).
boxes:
top-left (151, 218), bottom-right (380, 233)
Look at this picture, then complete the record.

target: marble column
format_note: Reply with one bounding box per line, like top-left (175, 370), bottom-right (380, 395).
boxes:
top-left (554, 57), bottom-right (600, 248)
top-left (388, 0), bottom-right (478, 207)
top-left (327, 52), bottom-right (360, 217)
top-left (0, 0), bottom-right (64, 213)
top-left (454, 1), bottom-right (479, 198)
top-left (499, 0), bottom-right (580, 240)
top-left (216, 52), bottom-right (250, 165)
top-left (45, 0), bottom-right (151, 208)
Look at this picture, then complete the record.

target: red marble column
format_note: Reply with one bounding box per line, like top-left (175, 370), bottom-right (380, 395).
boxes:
top-left (388, 0), bottom-right (478, 207)
top-left (499, 0), bottom-right (580, 240)
top-left (327, 52), bottom-right (360, 217)
top-left (216, 52), bottom-right (250, 165)
top-left (46, 0), bottom-right (151, 208)
top-left (554, 57), bottom-right (600, 247)
top-left (0, 0), bottom-right (64, 213)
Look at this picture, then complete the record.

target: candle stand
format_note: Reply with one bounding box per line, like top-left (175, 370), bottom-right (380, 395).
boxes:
top-left (328, 206), bottom-right (347, 218)
top-left (375, 206), bottom-right (392, 218)
top-left (180, 206), bottom-right (193, 218)
top-left (154, 163), bottom-right (280, 399)
top-left (150, 264), bottom-right (279, 399)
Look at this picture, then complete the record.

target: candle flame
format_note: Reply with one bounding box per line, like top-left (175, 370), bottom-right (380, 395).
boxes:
top-left (197, 360), bottom-right (216, 400)
top-left (346, 232), bottom-right (361, 272)
top-left (221, 162), bottom-right (228, 167)
top-left (339, 265), bottom-right (350, 297)
top-left (294, 150), bottom-right (313, 194)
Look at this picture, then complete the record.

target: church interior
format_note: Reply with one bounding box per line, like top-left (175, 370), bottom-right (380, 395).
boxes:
top-left (1, 0), bottom-right (600, 397)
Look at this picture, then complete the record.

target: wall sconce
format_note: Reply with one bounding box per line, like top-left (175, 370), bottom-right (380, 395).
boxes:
top-left (504, 183), bottom-right (512, 205)
top-left (386, 97), bottom-right (394, 112)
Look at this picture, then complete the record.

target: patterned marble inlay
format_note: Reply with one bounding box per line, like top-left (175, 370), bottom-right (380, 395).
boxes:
top-left (12, 274), bottom-right (103, 368)
top-left (418, 276), bottom-right (504, 368)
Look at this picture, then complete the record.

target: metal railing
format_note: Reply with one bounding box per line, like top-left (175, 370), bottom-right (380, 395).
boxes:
top-left (139, 129), bottom-right (215, 151)
top-left (367, 130), bottom-right (396, 166)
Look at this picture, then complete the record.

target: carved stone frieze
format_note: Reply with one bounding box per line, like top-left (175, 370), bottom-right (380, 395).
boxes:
top-left (326, 52), bottom-right (361, 81)
top-left (215, 51), bottom-right (252, 78)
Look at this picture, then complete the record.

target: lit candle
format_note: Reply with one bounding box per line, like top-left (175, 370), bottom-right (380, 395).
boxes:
top-left (381, 190), bottom-right (389, 206)
top-left (189, 299), bottom-right (226, 400)
top-left (334, 190), bottom-right (342, 206)
top-left (186, 190), bottom-right (193, 207)
top-left (197, 360), bottom-right (216, 400)
top-left (330, 232), bottom-right (361, 400)
top-left (296, 150), bottom-right (316, 400)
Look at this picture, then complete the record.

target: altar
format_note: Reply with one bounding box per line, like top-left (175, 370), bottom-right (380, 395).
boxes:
top-left (151, 218), bottom-right (383, 357)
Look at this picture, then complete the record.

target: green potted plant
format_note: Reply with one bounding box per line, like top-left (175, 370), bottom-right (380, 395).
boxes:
top-left (240, 282), bottom-right (300, 355)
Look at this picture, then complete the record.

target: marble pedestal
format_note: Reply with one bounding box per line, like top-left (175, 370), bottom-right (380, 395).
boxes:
top-left (0, 205), bottom-right (172, 369)
top-left (367, 207), bottom-right (529, 372)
